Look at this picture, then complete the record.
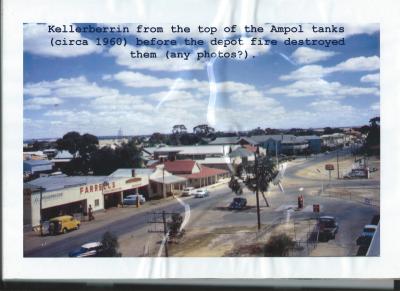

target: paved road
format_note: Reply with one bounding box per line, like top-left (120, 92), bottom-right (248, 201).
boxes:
top-left (24, 186), bottom-right (234, 257)
top-left (25, 147), bottom-right (379, 257)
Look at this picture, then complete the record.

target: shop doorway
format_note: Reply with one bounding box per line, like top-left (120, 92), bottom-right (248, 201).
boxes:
top-left (104, 192), bottom-right (122, 209)
top-left (41, 199), bottom-right (86, 221)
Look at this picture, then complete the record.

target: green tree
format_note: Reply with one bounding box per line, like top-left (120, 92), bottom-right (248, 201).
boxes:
top-left (243, 156), bottom-right (277, 207)
top-left (193, 124), bottom-right (215, 137)
top-left (168, 213), bottom-right (184, 239)
top-left (148, 132), bottom-right (168, 146)
top-left (100, 231), bottom-right (121, 257)
top-left (228, 176), bottom-right (243, 195)
top-left (91, 147), bottom-right (120, 175)
top-left (115, 140), bottom-right (143, 168)
top-left (56, 131), bottom-right (99, 175)
top-left (365, 116), bottom-right (380, 156)
top-left (230, 154), bottom-right (277, 230)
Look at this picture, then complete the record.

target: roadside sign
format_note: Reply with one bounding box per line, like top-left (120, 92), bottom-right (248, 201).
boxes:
top-left (325, 164), bottom-right (334, 171)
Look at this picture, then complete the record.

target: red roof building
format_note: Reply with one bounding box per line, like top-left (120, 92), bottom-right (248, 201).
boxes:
top-left (243, 144), bottom-right (258, 153)
top-left (150, 159), bottom-right (229, 188)
top-left (164, 160), bottom-right (197, 174)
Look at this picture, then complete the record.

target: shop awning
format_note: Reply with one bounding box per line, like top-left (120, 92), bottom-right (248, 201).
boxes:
top-left (150, 175), bottom-right (187, 185)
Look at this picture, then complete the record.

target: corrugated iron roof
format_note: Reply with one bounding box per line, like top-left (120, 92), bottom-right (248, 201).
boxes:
top-left (28, 175), bottom-right (115, 191)
top-left (23, 160), bottom-right (53, 166)
top-left (164, 160), bottom-right (196, 174)
top-left (109, 168), bottom-right (154, 177)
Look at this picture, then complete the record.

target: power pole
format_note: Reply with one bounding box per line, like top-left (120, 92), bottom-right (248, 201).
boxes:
top-left (162, 211), bottom-right (169, 257)
top-left (39, 187), bottom-right (43, 236)
top-left (254, 153), bottom-right (261, 230)
top-left (336, 151), bottom-right (340, 179)
top-left (162, 166), bottom-right (166, 198)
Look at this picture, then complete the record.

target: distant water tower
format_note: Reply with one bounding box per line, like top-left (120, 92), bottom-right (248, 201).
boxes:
top-left (117, 128), bottom-right (123, 139)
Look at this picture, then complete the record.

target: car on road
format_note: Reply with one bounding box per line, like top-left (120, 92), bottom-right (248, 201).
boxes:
top-left (228, 197), bottom-right (247, 210)
top-left (181, 187), bottom-right (195, 197)
top-left (356, 224), bottom-right (377, 246)
top-left (194, 188), bottom-right (209, 198)
top-left (123, 194), bottom-right (146, 205)
top-left (318, 216), bottom-right (339, 242)
top-left (48, 215), bottom-right (80, 235)
top-left (68, 242), bottom-right (104, 257)
top-left (343, 169), bottom-right (368, 179)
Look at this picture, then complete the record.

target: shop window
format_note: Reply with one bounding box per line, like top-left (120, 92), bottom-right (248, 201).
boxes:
top-left (94, 199), bottom-right (99, 207)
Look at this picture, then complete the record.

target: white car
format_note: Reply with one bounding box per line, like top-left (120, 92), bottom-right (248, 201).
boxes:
top-left (69, 242), bottom-right (104, 257)
top-left (123, 194), bottom-right (146, 205)
top-left (194, 188), bottom-right (209, 198)
top-left (181, 187), bottom-right (195, 197)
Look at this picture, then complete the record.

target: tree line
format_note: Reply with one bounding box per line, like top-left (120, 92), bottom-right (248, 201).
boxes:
top-left (56, 131), bottom-right (142, 176)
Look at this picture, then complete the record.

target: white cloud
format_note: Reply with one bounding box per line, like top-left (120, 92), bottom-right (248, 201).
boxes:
top-left (280, 56), bottom-right (380, 81)
top-left (229, 90), bottom-right (281, 108)
top-left (104, 71), bottom-right (204, 89)
top-left (268, 78), bottom-right (379, 98)
top-left (24, 23), bottom-right (102, 58)
top-left (334, 56), bottom-right (379, 72)
top-left (24, 76), bottom-right (118, 100)
top-left (291, 47), bottom-right (337, 65)
top-left (370, 102), bottom-right (380, 111)
top-left (24, 97), bottom-right (63, 110)
top-left (104, 71), bottom-right (256, 93)
top-left (361, 73), bottom-right (380, 86)
top-left (310, 99), bottom-right (354, 113)
top-left (280, 65), bottom-right (329, 81)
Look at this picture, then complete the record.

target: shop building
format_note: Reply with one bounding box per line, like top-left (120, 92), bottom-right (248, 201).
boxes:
top-left (25, 172), bottom-right (149, 228)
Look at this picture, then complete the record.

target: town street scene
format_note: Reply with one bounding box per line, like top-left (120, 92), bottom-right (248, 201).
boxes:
top-left (23, 23), bottom-right (380, 257)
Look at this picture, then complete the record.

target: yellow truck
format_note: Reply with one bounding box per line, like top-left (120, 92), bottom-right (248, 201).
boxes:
top-left (48, 215), bottom-right (80, 235)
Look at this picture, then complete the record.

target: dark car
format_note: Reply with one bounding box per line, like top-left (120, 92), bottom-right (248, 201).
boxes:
top-left (318, 216), bottom-right (339, 242)
top-left (356, 224), bottom-right (377, 246)
top-left (229, 197), bottom-right (247, 210)
top-left (68, 242), bottom-right (104, 257)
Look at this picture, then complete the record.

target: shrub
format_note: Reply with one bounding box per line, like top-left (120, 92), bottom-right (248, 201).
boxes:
top-left (100, 231), bottom-right (121, 257)
top-left (264, 234), bottom-right (295, 257)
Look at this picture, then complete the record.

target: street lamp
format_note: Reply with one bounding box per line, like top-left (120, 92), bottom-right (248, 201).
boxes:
top-left (39, 186), bottom-right (44, 236)
top-left (316, 169), bottom-right (324, 195)
top-left (253, 152), bottom-right (261, 231)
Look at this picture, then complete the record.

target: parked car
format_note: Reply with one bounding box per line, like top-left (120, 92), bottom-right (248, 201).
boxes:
top-left (48, 215), bottom-right (80, 235)
top-left (318, 216), bottom-right (339, 242)
top-left (123, 194), bottom-right (146, 205)
top-left (356, 224), bottom-right (377, 246)
top-left (68, 242), bottom-right (104, 257)
top-left (194, 188), bottom-right (209, 198)
top-left (228, 197), bottom-right (247, 210)
top-left (181, 187), bottom-right (195, 197)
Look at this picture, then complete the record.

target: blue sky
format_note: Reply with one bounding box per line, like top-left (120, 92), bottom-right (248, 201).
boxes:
top-left (23, 23), bottom-right (380, 139)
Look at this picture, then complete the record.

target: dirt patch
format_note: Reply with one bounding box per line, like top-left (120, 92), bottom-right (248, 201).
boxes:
top-left (321, 186), bottom-right (380, 206)
top-left (168, 225), bottom-right (258, 257)
top-left (167, 219), bottom-right (317, 257)
top-left (296, 155), bottom-right (356, 180)
top-left (213, 206), bottom-right (257, 212)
